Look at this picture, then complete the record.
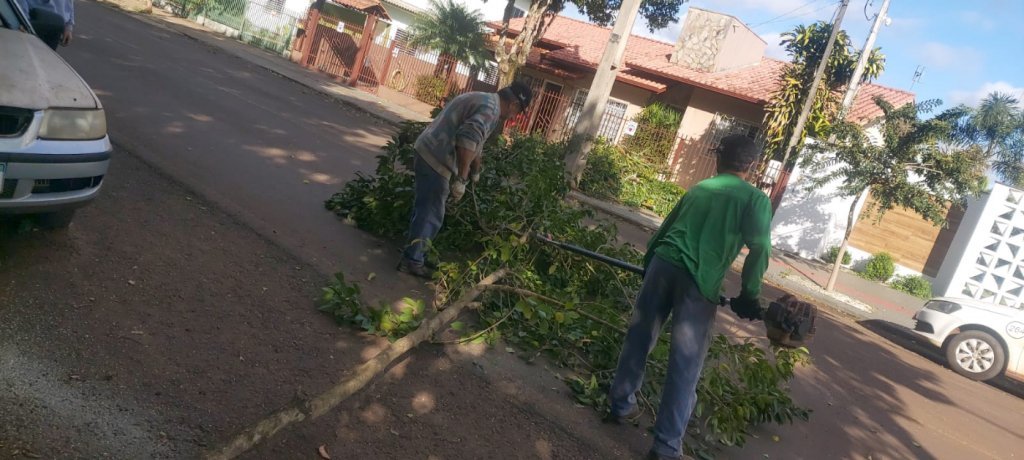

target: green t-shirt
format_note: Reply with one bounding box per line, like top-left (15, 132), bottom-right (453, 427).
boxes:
top-left (644, 173), bottom-right (773, 303)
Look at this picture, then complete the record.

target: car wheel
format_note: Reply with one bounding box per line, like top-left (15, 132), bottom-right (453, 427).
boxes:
top-left (945, 330), bottom-right (1006, 381)
top-left (37, 209), bottom-right (76, 229)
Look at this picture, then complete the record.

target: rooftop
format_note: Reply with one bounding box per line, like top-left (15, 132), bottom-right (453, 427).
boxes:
top-left (493, 15), bottom-right (915, 123)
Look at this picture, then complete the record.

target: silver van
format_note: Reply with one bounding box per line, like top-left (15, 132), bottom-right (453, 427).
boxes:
top-left (1, 0), bottom-right (110, 228)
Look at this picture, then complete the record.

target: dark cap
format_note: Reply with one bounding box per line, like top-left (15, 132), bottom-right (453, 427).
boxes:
top-left (501, 81), bottom-right (532, 111)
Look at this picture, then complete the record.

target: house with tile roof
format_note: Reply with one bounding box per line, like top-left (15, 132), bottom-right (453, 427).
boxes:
top-left (492, 8), bottom-right (915, 191)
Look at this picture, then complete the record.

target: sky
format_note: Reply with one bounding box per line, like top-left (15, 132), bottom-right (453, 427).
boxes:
top-left (562, 0), bottom-right (1024, 109)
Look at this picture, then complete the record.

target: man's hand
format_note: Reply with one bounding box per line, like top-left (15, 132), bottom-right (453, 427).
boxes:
top-left (450, 178), bottom-right (467, 203)
top-left (730, 296), bottom-right (762, 321)
top-left (61, 25), bottom-right (72, 46)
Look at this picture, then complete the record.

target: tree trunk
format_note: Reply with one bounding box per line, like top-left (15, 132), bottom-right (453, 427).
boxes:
top-left (826, 188), bottom-right (869, 291)
top-left (495, 0), bottom-right (555, 88)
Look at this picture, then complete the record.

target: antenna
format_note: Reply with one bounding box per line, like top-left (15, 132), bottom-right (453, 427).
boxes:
top-left (910, 65), bottom-right (925, 90)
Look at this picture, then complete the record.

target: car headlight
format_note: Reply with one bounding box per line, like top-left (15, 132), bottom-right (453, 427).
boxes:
top-left (39, 109), bottom-right (107, 140)
top-left (925, 300), bottom-right (961, 314)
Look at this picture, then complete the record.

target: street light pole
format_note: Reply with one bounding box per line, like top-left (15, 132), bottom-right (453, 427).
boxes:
top-left (564, 0), bottom-right (643, 186)
top-left (837, 0), bottom-right (891, 119)
top-left (775, 0), bottom-right (851, 170)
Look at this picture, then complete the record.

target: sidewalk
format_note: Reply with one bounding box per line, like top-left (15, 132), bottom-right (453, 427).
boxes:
top-left (133, 6), bottom-right (922, 327)
top-left (578, 197), bottom-right (925, 327)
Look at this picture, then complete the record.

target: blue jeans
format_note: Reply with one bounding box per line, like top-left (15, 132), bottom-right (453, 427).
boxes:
top-left (610, 255), bottom-right (717, 457)
top-left (402, 156), bottom-right (450, 265)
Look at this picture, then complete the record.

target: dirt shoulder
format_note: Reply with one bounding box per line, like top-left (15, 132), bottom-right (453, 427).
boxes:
top-left (0, 148), bottom-right (644, 459)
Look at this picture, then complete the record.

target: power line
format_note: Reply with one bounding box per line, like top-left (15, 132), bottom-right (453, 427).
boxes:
top-left (750, 0), bottom-right (835, 29)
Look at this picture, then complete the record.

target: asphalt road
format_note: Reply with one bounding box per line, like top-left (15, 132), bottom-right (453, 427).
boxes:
top-left (7, 2), bottom-right (1022, 458)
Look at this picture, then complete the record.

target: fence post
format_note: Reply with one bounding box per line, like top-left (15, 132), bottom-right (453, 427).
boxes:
top-left (238, 0), bottom-right (248, 41)
top-left (298, 9), bottom-right (320, 68)
top-left (378, 39), bottom-right (398, 89)
top-left (347, 14), bottom-right (378, 86)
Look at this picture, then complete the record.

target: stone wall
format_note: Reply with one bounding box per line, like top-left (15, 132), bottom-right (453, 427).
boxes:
top-left (670, 9), bottom-right (731, 72)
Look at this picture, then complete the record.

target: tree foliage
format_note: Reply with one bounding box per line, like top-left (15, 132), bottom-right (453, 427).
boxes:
top-left (494, 0), bottom-right (688, 86)
top-left (808, 98), bottom-right (986, 225)
top-left (807, 97), bottom-right (987, 289)
top-left (324, 123), bottom-right (810, 457)
top-left (960, 92), bottom-right (1024, 186)
top-left (409, 0), bottom-right (490, 87)
top-left (762, 21), bottom-right (886, 166)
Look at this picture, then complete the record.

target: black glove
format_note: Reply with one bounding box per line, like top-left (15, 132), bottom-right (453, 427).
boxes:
top-left (730, 296), bottom-right (763, 321)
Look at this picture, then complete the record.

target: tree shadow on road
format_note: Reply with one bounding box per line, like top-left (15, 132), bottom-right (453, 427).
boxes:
top-left (716, 274), bottom-right (1023, 459)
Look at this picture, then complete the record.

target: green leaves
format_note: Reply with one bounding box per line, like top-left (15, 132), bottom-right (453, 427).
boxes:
top-left (579, 140), bottom-right (686, 217)
top-left (325, 123), bottom-right (810, 458)
top-left (807, 97), bottom-right (987, 226)
top-left (763, 21), bottom-right (887, 165)
top-left (318, 272), bottom-right (425, 342)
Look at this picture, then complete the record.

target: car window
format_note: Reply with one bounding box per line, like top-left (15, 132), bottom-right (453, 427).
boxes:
top-left (0, 0), bottom-right (27, 30)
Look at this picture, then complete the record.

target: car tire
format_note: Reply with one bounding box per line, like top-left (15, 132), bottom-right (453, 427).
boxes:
top-left (945, 330), bottom-right (1006, 381)
top-left (37, 209), bottom-right (76, 229)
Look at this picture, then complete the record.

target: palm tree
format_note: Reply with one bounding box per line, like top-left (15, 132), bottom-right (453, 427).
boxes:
top-left (761, 22), bottom-right (886, 168)
top-left (965, 92), bottom-right (1024, 186)
top-left (408, 0), bottom-right (490, 84)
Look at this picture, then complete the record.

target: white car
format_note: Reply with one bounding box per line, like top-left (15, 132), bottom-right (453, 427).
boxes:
top-left (0, 0), bottom-right (110, 228)
top-left (913, 297), bottom-right (1024, 381)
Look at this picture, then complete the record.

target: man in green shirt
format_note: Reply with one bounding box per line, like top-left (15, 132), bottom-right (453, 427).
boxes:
top-left (608, 134), bottom-right (772, 460)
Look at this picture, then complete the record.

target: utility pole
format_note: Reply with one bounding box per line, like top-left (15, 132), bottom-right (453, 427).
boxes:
top-left (836, 0), bottom-right (891, 119)
top-left (775, 0), bottom-right (851, 170)
top-left (564, 0), bottom-right (643, 185)
top-left (824, 0), bottom-right (889, 292)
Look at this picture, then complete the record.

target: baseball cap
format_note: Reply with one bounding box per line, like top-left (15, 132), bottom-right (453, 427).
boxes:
top-left (505, 81), bottom-right (532, 111)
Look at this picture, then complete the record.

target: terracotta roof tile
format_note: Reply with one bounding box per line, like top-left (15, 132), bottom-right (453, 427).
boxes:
top-left (493, 15), bottom-right (914, 123)
top-left (331, 0), bottom-right (391, 19)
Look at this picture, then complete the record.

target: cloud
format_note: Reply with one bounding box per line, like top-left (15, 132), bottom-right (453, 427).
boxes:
top-left (949, 81), bottom-right (1024, 107)
top-left (958, 10), bottom-right (996, 31)
top-left (761, 32), bottom-right (789, 60)
top-left (632, 12), bottom-right (685, 43)
top-left (692, 0), bottom-right (829, 18)
top-left (920, 42), bottom-right (984, 72)
top-left (888, 16), bottom-right (926, 33)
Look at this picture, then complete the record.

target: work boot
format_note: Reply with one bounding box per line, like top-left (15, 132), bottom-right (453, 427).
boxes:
top-left (396, 258), bottom-right (433, 280)
top-left (604, 405), bottom-right (642, 425)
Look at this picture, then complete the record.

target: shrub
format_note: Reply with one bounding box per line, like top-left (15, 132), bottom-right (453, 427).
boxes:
top-left (890, 275), bottom-right (933, 299)
top-left (861, 252), bottom-right (895, 282)
top-left (621, 103), bottom-right (682, 166)
top-left (823, 246), bottom-right (852, 265)
top-left (414, 75), bottom-right (447, 105)
top-left (579, 141), bottom-right (685, 217)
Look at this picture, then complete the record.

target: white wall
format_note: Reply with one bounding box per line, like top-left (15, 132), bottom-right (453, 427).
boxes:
top-left (385, 0), bottom-right (530, 24)
top-left (932, 184), bottom-right (1024, 310)
top-left (284, 0), bottom-right (308, 16)
top-left (771, 156), bottom-right (865, 259)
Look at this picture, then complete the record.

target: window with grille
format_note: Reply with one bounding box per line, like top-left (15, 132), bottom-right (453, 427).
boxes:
top-left (266, 0), bottom-right (284, 13)
top-left (597, 100), bottom-right (628, 141)
top-left (701, 114), bottom-right (762, 158)
top-left (510, 7), bottom-right (526, 18)
top-left (564, 90), bottom-right (628, 142)
top-left (479, 61), bottom-right (499, 86)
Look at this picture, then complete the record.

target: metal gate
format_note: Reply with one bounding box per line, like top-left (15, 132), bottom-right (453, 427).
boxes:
top-left (304, 14), bottom-right (363, 79)
top-left (670, 113), bottom-right (764, 190)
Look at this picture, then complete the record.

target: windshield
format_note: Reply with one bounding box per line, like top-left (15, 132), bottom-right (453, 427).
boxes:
top-left (0, 0), bottom-right (28, 30)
